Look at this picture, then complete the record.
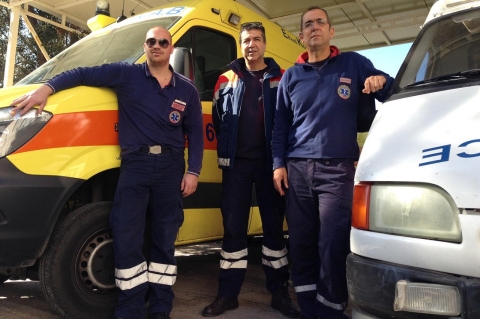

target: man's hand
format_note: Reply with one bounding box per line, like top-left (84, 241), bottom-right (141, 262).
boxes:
top-left (362, 75), bottom-right (386, 94)
top-left (273, 167), bottom-right (288, 196)
top-left (181, 173), bottom-right (199, 197)
top-left (10, 84), bottom-right (53, 116)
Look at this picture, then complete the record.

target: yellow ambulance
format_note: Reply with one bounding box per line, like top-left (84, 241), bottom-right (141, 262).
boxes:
top-left (0, 0), bottom-right (303, 317)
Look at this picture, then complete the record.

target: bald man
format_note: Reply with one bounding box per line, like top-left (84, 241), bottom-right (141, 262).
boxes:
top-left (11, 26), bottom-right (203, 319)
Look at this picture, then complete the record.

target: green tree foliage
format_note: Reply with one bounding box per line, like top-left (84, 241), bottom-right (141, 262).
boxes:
top-left (0, 1), bottom-right (87, 87)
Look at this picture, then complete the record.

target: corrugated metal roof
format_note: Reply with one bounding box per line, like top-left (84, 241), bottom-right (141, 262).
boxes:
top-left (6, 0), bottom-right (435, 51)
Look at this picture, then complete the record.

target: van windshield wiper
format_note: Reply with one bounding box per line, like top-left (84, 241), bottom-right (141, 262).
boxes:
top-left (405, 69), bottom-right (480, 88)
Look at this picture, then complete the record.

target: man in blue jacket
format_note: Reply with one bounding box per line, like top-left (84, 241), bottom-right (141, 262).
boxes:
top-left (11, 26), bottom-right (203, 319)
top-left (202, 22), bottom-right (299, 318)
top-left (272, 7), bottom-right (394, 319)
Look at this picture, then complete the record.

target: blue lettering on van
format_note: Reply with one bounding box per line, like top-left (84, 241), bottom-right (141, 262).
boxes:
top-left (167, 7), bottom-right (185, 15)
top-left (457, 139), bottom-right (480, 158)
top-left (420, 139), bottom-right (480, 166)
top-left (137, 7), bottom-right (185, 19)
top-left (420, 145), bottom-right (451, 166)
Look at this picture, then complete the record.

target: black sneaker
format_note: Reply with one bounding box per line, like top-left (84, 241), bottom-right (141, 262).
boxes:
top-left (202, 296), bottom-right (239, 317)
top-left (271, 281), bottom-right (301, 318)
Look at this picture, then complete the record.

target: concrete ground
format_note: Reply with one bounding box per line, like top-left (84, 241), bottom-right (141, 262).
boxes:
top-left (0, 237), bottom-right (352, 319)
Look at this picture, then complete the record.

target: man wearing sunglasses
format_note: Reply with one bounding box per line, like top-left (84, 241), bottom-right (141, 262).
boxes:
top-left (10, 26), bottom-right (203, 319)
top-left (203, 22), bottom-right (299, 318)
top-left (272, 6), bottom-right (394, 319)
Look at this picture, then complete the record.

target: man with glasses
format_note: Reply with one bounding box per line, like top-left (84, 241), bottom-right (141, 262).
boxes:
top-left (10, 26), bottom-right (203, 319)
top-left (202, 22), bottom-right (299, 318)
top-left (272, 6), bottom-right (394, 319)
top-left (271, 6), bottom-right (395, 319)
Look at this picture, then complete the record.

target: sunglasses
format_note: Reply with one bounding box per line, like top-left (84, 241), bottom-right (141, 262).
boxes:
top-left (145, 38), bottom-right (170, 49)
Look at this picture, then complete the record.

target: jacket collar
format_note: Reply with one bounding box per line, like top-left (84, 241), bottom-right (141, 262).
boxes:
top-left (229, 57), bottom-right (282, 78)
top-left (296, 45), bottom-right (340, 64)
top-left (144, 62), bottom-right (176, 87)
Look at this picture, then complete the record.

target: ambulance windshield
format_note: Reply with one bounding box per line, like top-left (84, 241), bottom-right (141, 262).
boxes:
top-left (16, 17), bottom-right (180, 85)
top-left (394, 9), bottom-right (480, 92)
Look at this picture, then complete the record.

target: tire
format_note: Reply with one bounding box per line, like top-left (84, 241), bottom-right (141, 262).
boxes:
top-left (39, 202), bottom-right (118, 319)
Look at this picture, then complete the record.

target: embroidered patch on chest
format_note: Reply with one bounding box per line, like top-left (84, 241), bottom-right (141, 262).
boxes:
top-left (337, 85), bottom-right (351, 99)
top-left (171, 99), bottom-right (186, 112)
top-left (340, 77), bottom-right (352, 84)
top-left (169, 111), bottom-right (181, 123)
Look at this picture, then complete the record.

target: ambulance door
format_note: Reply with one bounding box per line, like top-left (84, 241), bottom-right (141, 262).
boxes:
top-left (173, 23), bottom-right (240, 243)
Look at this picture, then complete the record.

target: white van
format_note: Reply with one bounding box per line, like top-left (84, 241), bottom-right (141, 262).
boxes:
top-left (347, 0), bottom-right (480, 318)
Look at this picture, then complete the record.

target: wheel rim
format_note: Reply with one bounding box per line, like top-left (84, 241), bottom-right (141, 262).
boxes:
top-left (77, 229), bottom-right (116, 292)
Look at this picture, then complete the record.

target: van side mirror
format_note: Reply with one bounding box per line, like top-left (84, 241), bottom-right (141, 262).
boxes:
top-left (170, 47), bottom-right (194, 81)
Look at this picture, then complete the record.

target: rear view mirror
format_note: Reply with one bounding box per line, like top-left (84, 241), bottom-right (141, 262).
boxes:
top-left (170, 47), bottom-right (194, 81)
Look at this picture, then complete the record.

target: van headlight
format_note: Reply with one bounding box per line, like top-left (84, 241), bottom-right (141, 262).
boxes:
top-left (353, 183), bottom-right (462, 242)
top-left (0, 106), bottom-right (52, 158)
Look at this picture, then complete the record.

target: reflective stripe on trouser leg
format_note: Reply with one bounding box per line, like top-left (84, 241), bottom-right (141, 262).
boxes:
top-left (147, 151), bottom-right (185, 315)
top-left (314, 159), bottom-right (353, 319)
top-left (294, 283), bottom-right (317, 319)
top-left (115, 261), bottom-right (148, 290)
top-left (148, 262), bottom-right (177, 286)
top-left (253, 159), bottom-right (291, 293)
top-left (218, 248), bottom-right (248, 297)
top-left (220, 249), bottom-right (248, 269)
top-left (262, 246), bottom-right (288, 269)
top-left (285, 158), bottom-right (354, 319)
top-left (110, 153), bottom-right (155, 319)
top-left (218, 159), bottom-right (255, 297)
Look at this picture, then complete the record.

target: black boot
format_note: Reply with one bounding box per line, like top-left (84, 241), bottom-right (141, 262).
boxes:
top-left (271, 281), bottom-right (300, 318)
top-left (202, 296), bottom-right (239, 317)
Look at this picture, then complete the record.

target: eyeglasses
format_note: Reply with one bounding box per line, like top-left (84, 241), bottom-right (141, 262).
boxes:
top-left (240, 21), bottom-right (263, 29)
top-left (145, 38), bottom-right (170, 49)
top-left (302, 18), bottom-right (329, 30)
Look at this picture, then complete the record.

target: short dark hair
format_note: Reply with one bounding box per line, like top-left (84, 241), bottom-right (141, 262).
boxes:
top-left (239, 22), bottom-right (266, 44)
top-left (300, 6), bottom-right (331, 30)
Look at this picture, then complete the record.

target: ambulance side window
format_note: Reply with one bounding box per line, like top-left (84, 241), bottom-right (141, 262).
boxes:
top-left (176, 28), bottom-right (236, 100)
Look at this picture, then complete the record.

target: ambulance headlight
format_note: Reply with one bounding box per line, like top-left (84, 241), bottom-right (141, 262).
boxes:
top-left (368, 183), bottom-right (462, 242)
top-left (0, 106), bottom-right (52, 158)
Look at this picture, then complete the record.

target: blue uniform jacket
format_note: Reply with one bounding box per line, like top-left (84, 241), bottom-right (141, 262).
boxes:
top-left (47, 62), bottom-right (204, 176)
top-left (212, 57), bottom-right (283, 170)
top-left (272, 48), bottom-right (394, 170)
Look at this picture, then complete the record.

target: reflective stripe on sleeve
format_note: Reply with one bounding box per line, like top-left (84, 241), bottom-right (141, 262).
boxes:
top-left (270, 79), bottom-right (280, 88)
top-left (316, 293), bottom-right (347, 311)
top-left (220, 248), bottom-right (248, 260)
top-left (262, 256), bottom-right (288, 269)
top-left (218, 158), bottom-right (231, 167)
top-left (262, 245), bottom-right (288, 258)
top-left (115, 261), bottom-right (147, 279)
top-left (115, 272), bottom-right (147, 290)
top-left (220, 259), bottom-right (248, 269)
top-left (294, 284), bottom-right (317, 293)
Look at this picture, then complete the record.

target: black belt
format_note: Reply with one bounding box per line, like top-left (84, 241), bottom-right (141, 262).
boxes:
top-left (138, 145), bottom-right (172, 154)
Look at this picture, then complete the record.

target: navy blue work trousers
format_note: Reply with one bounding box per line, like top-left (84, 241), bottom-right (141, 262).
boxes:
top-left (285, 158), bottom-right (354, 319)
top-left (110, 151), bottom-right (185, 319)
top-left (219, 157), bottom-right (289, 297)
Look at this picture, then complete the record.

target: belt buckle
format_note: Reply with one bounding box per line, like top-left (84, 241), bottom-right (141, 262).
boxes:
top-left (149, 145), bottom-right (162, 154)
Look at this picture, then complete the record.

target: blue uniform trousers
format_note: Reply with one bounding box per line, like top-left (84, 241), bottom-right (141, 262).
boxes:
top-left (218, 157), bottom-right (290, 297)
top-left (285, 158), bottom-right (354, 319)
top-left (110, 151), bottom-right (185, 319)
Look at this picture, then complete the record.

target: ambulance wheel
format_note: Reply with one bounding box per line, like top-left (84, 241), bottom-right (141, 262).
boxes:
top-left (39, 202), bottom-right (118, 319)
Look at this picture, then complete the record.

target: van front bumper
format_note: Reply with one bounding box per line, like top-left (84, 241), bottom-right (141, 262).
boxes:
top-left (0, 157), bottom-right (82, 267)
top-left (347, 253), bottom-right (480, 319)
